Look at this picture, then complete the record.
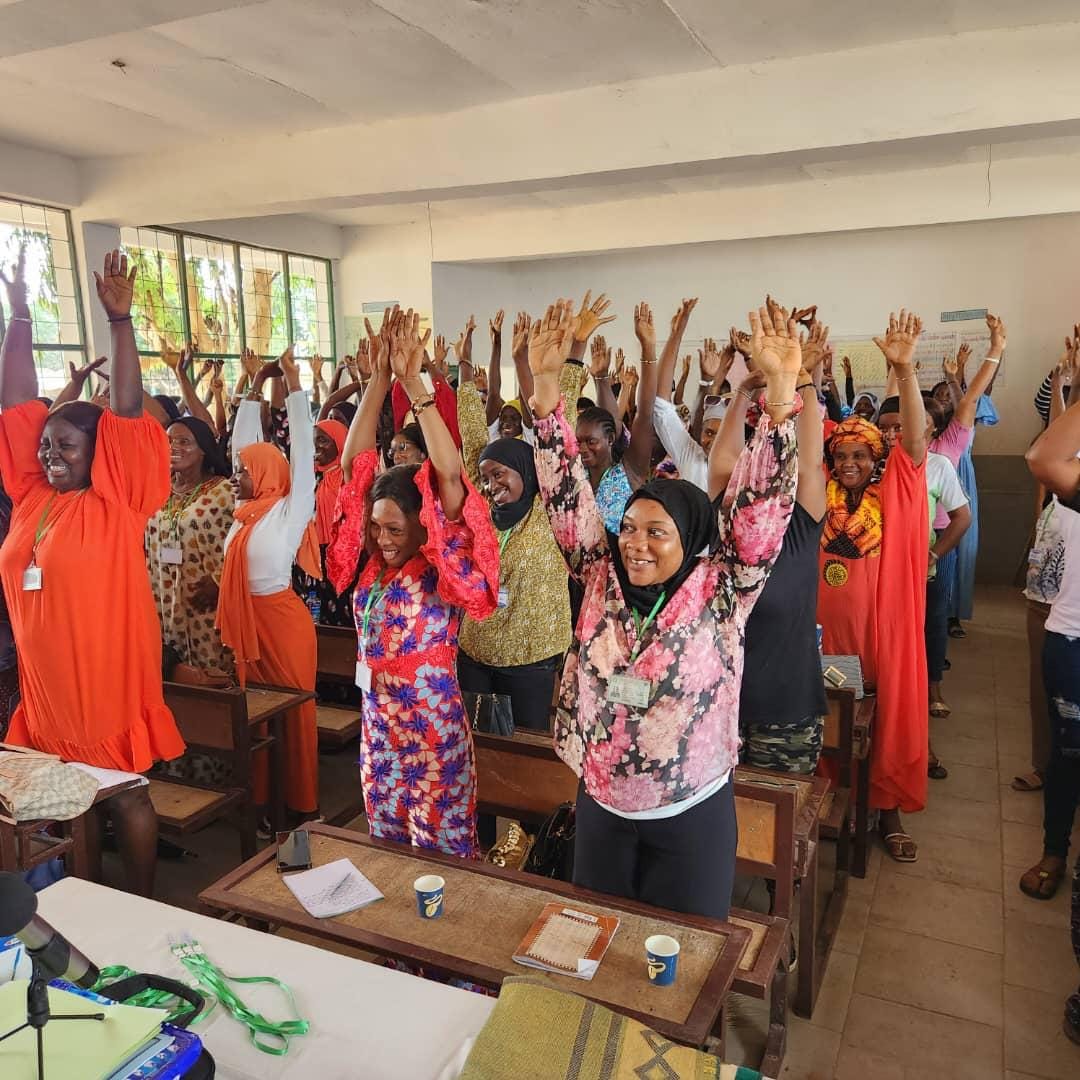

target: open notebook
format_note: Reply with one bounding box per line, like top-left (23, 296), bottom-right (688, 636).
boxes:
top-left (512, 904), bottom-right (619, 981)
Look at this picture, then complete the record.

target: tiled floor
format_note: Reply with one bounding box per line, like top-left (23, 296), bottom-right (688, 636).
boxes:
top-left (103, 587), bottom-right (1079, 1078)
top-left (727, 586), bottom-right (1080, 1079)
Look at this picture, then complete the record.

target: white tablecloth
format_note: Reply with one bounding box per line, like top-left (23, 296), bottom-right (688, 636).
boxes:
top-left (35, 878), bottom-right (495, 1080)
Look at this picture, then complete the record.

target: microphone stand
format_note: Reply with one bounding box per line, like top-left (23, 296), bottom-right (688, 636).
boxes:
top-left (0, 953), bottom-right (105, 1080)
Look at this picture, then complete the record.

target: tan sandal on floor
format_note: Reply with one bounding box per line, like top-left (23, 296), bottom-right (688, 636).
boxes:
top-left (1019, 860), bottom-right (1065, 900)
top-left (1011, 769), bottom-right (1044, 792)
top-left (929, 700), bottom-right (951, 718)
top-left (881, 830), bottom-right (918, 862)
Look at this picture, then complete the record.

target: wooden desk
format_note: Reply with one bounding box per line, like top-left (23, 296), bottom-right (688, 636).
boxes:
top-left (200, 823), bottom-right (751, 1051)
top-left (0, 777), bottom-right (143, 878)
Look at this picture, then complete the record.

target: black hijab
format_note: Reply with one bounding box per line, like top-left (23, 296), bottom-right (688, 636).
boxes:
top-left (610, 478), bottom-right (719, 615)
top-left (168, 416), bottom-right (230, 477)
top-left (478, 437), bottom-right (539, 530)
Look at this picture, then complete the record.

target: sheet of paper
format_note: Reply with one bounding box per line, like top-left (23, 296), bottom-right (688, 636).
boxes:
top-left (69, 764), bottom-right (148, 791)
top-left (0, 981), bottom-right (164, 1080)
top-left (282, 858), bottom-right (384, 918)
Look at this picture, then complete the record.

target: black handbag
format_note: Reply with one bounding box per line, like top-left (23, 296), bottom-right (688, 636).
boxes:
top-left (522, 801), bottom-right (576, 881)
top-left (465, 691), bottom-right (515, 738)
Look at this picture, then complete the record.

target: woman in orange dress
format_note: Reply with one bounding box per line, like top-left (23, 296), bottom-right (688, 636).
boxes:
top-left (0, 248), bottom-right (183, 896)
top-left (817, 310), bottom-right (929, 862)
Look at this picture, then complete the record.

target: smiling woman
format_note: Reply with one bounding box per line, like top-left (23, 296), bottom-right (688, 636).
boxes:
top-left (326, 306), bottom-right (500, 859)
top-left (0, 248), bottom-right (183, 898)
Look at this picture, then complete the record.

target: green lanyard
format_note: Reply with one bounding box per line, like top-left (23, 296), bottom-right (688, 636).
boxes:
top-left (360, 573), bottom-right (386, 658)
top-left (629, 592), bottom-right (665, 661)
top-left (163, 479), bottom-right (210, 541)
top-left (498, 526), bottom-right (516, 557)
top-left (32, 491), bottom-right (82, 562)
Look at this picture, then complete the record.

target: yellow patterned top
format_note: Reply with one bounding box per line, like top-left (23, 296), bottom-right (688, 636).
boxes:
top-left (457, 365), bottom-right (581, 667)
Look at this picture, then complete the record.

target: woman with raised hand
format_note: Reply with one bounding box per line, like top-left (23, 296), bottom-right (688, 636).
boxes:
top-left (530, 299), bottom-right (801, 919)
top-left (217, 346), bottom-right (321, 820)
top-left (0, 248), bottom-right (183, 896)
top-left (146, 415), bottom-right (234, 677)
top-left (817, 310), bottom-right (930, 863)
top-left (327, 308), bottom-right (499, 858)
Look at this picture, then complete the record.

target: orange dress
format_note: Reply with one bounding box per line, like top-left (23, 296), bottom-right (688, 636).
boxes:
top-left (817, 444), bottom-right (929, 813)
top-left (0, 400), bottom-right (183, 770)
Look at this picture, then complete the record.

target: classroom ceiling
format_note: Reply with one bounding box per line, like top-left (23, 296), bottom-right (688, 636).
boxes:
top-left (1, 0), bottom-right (1079, 158)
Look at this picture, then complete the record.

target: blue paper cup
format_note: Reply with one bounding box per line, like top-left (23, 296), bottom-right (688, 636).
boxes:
top-left (645, 934), bottom-right (680, 987)
top-left (816, 623), bottom-right (824, 654)
top-left (414, 874), bottom-right (445, 919)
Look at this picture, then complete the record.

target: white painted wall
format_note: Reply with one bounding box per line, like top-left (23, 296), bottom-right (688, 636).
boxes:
top-left (432, 212), bottom-right (1080, 457)
top-left (0, 139), bottom-right (80, 209)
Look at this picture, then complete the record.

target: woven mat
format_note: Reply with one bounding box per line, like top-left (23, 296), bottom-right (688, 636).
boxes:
top-left (726, 916), bottom-right (768, 971)
top-left (229, 833), bottom-right (734, 1025)
top-left (734, 766), bottom-right (815, 814)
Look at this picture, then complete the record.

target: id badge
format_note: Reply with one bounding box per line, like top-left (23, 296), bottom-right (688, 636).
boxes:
top-left (160, 545), bottom-right (184, 565)
top-left (497, 588), bottom-right (510, 609)
top-left (607, 673), bottom-right (652, 710)
top-left (22, 565), bottom-right (42, 592)
top-left (355, 661), bottom-right (372, 692)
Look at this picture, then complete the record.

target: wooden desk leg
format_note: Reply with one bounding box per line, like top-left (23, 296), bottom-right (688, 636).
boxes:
top-left (853, 757), bottom-right (870, 878)
top-left (795, 837), bottom-right (820, 1019)
top-left (762, 960), bottom-right (788, 1077)
top-left (269, 715), bottom-right (286, 835)
top-left (67, 814), bottom-right (89, 880)
top-left (0, 821), bottom-right (18, 871)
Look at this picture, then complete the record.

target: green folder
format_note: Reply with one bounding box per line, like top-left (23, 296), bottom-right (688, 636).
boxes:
top-left (0, 980), bottom-right (165, 1080)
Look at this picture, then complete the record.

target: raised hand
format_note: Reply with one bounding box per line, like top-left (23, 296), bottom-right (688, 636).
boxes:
top-left (872, 309), bottom-right (923, 370)
top-left (679, 353), bottom-right (692, 382)
top-left (93, 249), bottom-right (137, 320)
top-left (160, 344), bottom-right (182, 371)
top-left (0, 244), bottom-right (29, 315)
top-left (389, 309), bottom-right (431, 382)
top-left (590, 334), bottom-right (613, 378)
top-left (354, 340), bottom-right (370, 380)
top-left (511, 312), bottom-right (533, 363)
top-left (801, 320), bottom-right (830, 373)
top-left (729, 326), bottom-right (752, 360)
top-left (614, 347), bottom-right (626, 378)
top-left (528, 299), bottom-right (575, 378)
top-left (986, 312), bottom-right (1007, 355)
top-left (67, 355), bottom-right (108, 387)
top-left (489, 309), bottom-right (505, 342)
top-left (749, 305), bottom-right (803, 378)
top-left (822, 345), bottom-right (835, 383)
top-left (669, 297), bottom-right (698, 339)
top-left (433, 334), bottom-right (450, 371)
top-left (572, 290), bottom-right (616, 343)
top-left (241, 347), bottom-right (260, 379)
top-left (623, 363), bottom-right (640, 394)
top-left (792, 305), bottom-right (818, 329)
top-left (943, 352), bottom-right (959, 379)
top-left (633, 301), bottom-right (655, 351)
top-left (310, 353), bottom-right (325, 383)
top-left (475, 368), bottom-right (488, 393)
top-left (453, 315), bottom-right (476, 364)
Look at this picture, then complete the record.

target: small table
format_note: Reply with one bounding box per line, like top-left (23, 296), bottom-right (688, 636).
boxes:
top-left (200, 823), bottom-right (752, 1052)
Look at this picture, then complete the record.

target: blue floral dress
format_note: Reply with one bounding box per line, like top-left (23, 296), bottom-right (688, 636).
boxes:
top-left (327, 450), bottom-right (499, 858)
top-left (594, 463), bottom-right (634, 534)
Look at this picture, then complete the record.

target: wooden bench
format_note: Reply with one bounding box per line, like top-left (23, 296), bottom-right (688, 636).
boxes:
top-left (315, 624), bottom-right (358, 685)
top-left (473, 729), bottom-right (577, 823)
top-left (316, 704), bottom-right (362, 748)
top-left (152, 682), bottom-right (312, 859)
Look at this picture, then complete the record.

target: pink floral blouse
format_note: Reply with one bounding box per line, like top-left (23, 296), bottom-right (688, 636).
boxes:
top-left (534, 404), bottom-right (798, 813)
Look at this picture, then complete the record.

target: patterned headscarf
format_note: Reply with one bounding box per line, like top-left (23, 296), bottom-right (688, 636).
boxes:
top-left (826, 416), bottom-right (885, 462)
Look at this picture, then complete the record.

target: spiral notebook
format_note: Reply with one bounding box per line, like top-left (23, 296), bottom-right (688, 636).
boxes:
top-left (512, 903), bottom-right (619, 981)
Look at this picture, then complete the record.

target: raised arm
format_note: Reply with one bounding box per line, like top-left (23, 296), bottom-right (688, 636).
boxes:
top-left (210, 366), bottom-right (228, 436)
top-left (708, 370), bottom-right (763, 501)
top-left (1028, 337), bottom-right (1080, 499)
top-left (392, 309), bottom-right (464, 521)
top-left (953, 314), bottom-right (1005, 428)
top-left (51, 355), bottom-right (108, 410)
top-left (279, 348), bottom-right (315, 520)
top-left (508, 312), bottom-right (532, 424)
top-left (940, 343), bottom-right (968, 412)
top-left (656, 297), bottom-right (698, 403)
top-left (164, 344), bottom-right (214, 427)
top-left (484, 309), bottom-right (505, 424)
top-left (94, 250), bottom-right (142, 418)
top-left (796, 320), bottom-right (828, 519)
top-left (874, 308), bottom-right (927, 466)
top-left (588, 334), bottom-right (622, 429)
top-left (529, 299), bottom-right (608, 573)
top-left (621, 301), bottom-right (659, 487)
top-left (0, 246), bottom-right (38, 408)
top-left (342, 308), bottom-right (394, 481)
top-left (842, 355), bottom-right (855, 406)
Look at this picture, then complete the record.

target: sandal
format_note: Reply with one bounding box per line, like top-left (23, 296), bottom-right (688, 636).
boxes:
top-left (948, 621), bottom-right (966, 639)
top-left (928, 756), bottom-right (949, 780)
top-left (1011, 769), bottom-right (1044, 792)
top-left (929, 700), bottom-right (951, 718)
top-left (881, 830), bottom-right (918, 862)
top-left (1019, 860), bottom-right (1065, 900)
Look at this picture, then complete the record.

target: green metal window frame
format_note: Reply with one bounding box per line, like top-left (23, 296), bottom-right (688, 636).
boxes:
top-left (119, 226), bottom-right (336, 376)
top-left (0, 199), bottom-right (88, 390)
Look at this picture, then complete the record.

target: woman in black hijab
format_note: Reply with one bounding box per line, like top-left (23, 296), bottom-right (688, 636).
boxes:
top-left (529, 298), bottom-right (802, 919)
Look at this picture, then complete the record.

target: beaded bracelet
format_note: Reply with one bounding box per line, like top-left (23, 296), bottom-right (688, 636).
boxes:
top-left (412, 394), bottom-right (437, 415)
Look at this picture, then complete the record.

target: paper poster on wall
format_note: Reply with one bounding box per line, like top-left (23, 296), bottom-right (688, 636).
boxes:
top-left (831, 337), bottom-right (887, 393)
top-left (913, 331), bottom-right (959, 390)
top-left (344, 308), bottom-right (433, 355)
top-left (957, 329), bottom-right (1004, 383)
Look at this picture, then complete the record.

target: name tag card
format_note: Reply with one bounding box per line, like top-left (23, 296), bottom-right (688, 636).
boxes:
top-left (160, 546), bottom-right (184, 565)
top-left (22, 566), bottom-right (42, 592)
top-left (606, 674), bottom-right (652, 710)
top-left (355, 661), bottom-right (372, 692)
top-left (497, 588), bottom-right (510, 609)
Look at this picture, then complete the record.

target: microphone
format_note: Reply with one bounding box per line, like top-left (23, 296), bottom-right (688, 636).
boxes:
top-left (0, 871), bottom-right (100, 988)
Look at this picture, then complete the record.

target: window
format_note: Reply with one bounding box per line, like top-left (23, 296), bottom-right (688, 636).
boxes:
top-left (0, 200), bottom-right (86, 395)
top-left (120, 227), bottom-right (335, 394)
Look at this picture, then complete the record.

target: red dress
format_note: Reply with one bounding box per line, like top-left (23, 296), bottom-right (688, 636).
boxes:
top-left (0, 401), bottom-right (182, 770)
top-left (817, 445), bottom-right (929, 813)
